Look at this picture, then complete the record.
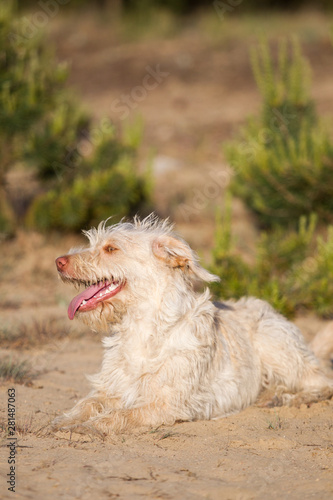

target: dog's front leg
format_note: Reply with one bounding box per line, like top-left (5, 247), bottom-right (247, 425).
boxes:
top-left (80, 403), bottom-right (173, 436)
top-left (51, 392), bottom-right (121, 431)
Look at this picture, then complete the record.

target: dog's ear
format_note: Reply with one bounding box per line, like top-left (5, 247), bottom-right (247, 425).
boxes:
top-left (152, 235), bottom-right (220, 283)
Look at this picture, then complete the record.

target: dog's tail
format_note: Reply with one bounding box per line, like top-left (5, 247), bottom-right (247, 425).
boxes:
top-left (310, 322), bottom-right (333, 361)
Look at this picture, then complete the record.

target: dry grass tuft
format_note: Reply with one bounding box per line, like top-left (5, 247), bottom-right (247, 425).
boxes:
top-left (0, 356), bottom-right (35, 385)
top-left (0, 317), bottom-right (71, 349)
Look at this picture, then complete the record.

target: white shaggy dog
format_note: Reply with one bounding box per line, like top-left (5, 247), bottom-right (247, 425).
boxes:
top-left (53, 215), bottom-right (333, 435)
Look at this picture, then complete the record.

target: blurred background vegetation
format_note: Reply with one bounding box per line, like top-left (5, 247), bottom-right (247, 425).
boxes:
top-left (1, 1), bottom-right (152, 235)
top-left (16, 0), bottom-right (333, 14)
top-left (1, 0), bottom-right (333, 322)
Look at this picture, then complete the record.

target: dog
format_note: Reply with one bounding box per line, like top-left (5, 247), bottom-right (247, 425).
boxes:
top-left (52, 215), bottom-right (333, 435)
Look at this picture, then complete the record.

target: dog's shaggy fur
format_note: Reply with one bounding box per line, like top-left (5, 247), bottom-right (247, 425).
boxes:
top-left (53, 215), bottom-right (333, 435)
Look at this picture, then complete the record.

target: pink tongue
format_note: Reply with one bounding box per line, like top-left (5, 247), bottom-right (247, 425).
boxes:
top-left (68, 281), bottom-right (109, 320)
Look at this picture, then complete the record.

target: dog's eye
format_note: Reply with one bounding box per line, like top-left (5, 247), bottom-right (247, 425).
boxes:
top-left (104, 245), bottom-right (117, 253)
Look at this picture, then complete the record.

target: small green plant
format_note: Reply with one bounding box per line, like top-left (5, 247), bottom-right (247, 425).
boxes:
top-left (157, 431), bottom-right (175, 441)
top-left (266, 411), bottom-right (282, 430)
top-left (226, 37), bottom-right (333, 228)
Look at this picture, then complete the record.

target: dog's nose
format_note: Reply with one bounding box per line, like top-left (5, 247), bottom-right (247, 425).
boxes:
top-left (56, 256), bottom-right (68, 272)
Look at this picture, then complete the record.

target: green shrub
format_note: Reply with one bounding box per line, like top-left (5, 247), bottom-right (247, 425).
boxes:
top-left (0, 1), bottom-right (87, 236)
top-left (27, 121), bottom-right (152, 231)
top-left (25, 101), bottom-right (88, 182)
top-left (210, 196), bottom-right (253, 299)
top-left (211, 202), bottom-right (333, 318)
top-left (226, 38), bottom-right (333, 228)
top-left (289, 226), bottom-right (333, 317)
top-left (1, 2), bottom-right (151, 235)
top-left (256, 213), bottom-right (317, 278)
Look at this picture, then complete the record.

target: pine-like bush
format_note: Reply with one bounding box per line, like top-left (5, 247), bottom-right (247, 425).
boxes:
top-left (0, 1), bottom-right (87, 235)
top-left (210, 196), bottom-right (253, 299)
top-left (226, 38), bottom-right (333, 228)
top-left (288, 227), bottom-right (333, 317)
top-left (210, 205), bottom-right (333, 318)
top-left (1, 2), bottom-right (151, 235)
top-left (27, 121), bottom-right (152, 231)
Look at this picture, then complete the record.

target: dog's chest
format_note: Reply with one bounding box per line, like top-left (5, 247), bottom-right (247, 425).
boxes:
top-left (105, 329), bottom-right (160, 377)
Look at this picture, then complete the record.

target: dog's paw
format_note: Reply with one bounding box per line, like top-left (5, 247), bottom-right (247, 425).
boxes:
top-left (51, 420), bottom-right (107, 440)
top-left (50, 414), bottom-right (76, 431)
top-left (50, 415), bottom-right (83, 432)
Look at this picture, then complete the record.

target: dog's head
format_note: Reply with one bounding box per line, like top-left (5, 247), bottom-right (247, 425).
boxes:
top-left (55, 215), bottom-right (219, 329)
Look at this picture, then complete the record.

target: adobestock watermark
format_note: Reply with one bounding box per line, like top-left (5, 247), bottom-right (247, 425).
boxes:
top-left (225, 104), bottom-right (297, 197)
top-left (51, 117), bottom-right (114, 180)
top-left (178, 104), bottom-right (296, 222)
top-left (52, 64), bottom-right (169, 179)
top-left (8, 0), bottom-right (71, 46)
top-left (178, 168), bottom-right (234, 222)
top-left (110, 65), bottom-right (170, 121)
top-left (34, 337), bottom-right (70, 372)
top-left (213, 0), bottom-right (243, 21)
top-left (235, 105), bottom-right (297, 163)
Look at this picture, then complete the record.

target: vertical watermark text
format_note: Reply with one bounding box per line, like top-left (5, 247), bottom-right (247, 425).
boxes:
top-left (7, 388), bottom-right (17, 493)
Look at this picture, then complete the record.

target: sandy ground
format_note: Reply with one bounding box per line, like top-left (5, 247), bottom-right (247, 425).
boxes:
top-left (1, 338), bottom-right (333, 500)
top-left (0, 313), bottom-right (333, 500)
top-left (1, 8), bottom-right (333, 500)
